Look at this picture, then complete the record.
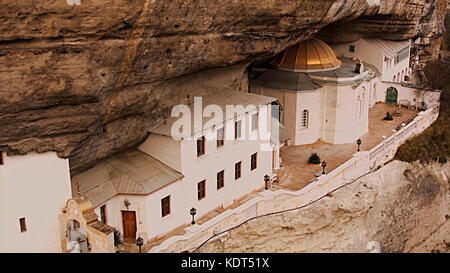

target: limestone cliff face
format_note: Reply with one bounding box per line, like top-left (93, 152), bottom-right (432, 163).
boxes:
top-left (0, 0), bottom-right (446, 174)
top-left (197, 160), bottom-right (450, 253)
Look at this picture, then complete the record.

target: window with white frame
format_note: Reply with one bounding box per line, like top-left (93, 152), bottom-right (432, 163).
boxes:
top-left (196, 136), bottom-right (205, 157)
top-left (217, 170), bottom-right (224, 190)
top-left (235, 120), bottom-right (242, 139)
top-left (216, 127), bottom-right (224, 148)
top-left (19, 217), bottom-right (27, 233)
top-left (251, 112), bottom-right (258, 131)
top-left (161, 196), bottom-right (170, 217)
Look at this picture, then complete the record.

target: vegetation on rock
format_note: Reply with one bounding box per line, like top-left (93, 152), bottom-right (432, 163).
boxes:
top-left (395, 57), bottom-right (450, 164)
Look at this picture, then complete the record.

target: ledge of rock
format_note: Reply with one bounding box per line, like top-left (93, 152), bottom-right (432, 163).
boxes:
top-left (0, 0), bottom-right (446, 174)
top-left (196, 160), bottom-right (450, 253)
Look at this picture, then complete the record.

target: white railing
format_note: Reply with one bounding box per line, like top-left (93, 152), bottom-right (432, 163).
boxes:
top-left (149, 106), bottom-right (439, 253)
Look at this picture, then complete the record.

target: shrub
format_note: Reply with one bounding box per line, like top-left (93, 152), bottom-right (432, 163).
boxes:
top-left (113, 228), bottom-right (123, 247)
top-left (308, 153), bottom-right (321, 164)
top-left (384, 112), bottom-right (393, 121)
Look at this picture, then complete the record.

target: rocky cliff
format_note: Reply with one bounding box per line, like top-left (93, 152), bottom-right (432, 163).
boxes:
top-left (196, 160), bottom-right (450, 253)
top-left (0, 0), bottom-right (446, 174)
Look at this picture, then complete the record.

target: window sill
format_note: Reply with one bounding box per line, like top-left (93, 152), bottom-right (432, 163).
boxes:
top-left (161, 214), bottom-right (172, 221)
top-left (215, 145), bottom-right (225, 153)
top-left (195, 154), bottom-right (207, 162)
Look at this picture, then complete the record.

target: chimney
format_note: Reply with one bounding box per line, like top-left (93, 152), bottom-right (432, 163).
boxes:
top-left (355, 60), bottom-right (364, 74)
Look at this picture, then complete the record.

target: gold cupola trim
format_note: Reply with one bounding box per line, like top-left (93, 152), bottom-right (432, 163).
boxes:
top-left (271, 38), bottom-right (342, 72)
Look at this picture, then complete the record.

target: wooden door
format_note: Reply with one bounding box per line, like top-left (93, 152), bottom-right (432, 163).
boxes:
top-left (122, 211), bottom-right (137, 243)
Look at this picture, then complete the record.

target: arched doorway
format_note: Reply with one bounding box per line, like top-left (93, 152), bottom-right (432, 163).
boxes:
top-left (386, 87), bottom-right (398, 105)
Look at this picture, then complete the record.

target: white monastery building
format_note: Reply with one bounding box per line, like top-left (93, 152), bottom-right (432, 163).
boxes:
top-left (332, 38), bottom-right (412, 83)
top-left (250, 38), bottom-right (413, 146)
top-left (72, 90), bottom-right (280, 243)
top-left (0, 152), bottom-right (72, 252)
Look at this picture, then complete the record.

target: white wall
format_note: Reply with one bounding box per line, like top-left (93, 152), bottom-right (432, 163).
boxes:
top-left (333, 83), bottom-right (369, 144)
top-left (151, 103), bottom-right (440, 253)
top-left (180, 105), bottom-right (274, 218)
top-left (252, 82), bottom-right (372, 146)
top-left (250, 86), bottom-right (287, 125)
top-left (332, 39), bottom-right (383, 72)
top-left (102, 104), bottom-right (275, 241)
top-left (369, 79), bottom-right (382, 107)
top-left (94, 178), bottom-right (184, 241)
top-left (295, 90), bottom-right (321, 145)
top-left (332, 39), bottom-right (411, 83)
top-left (383, 56), bottom-right (410, 83)
top-left (0, 152), bottom-right (72, 252)
top-left (320, 85), bottom-right (338, 144)
top-left (379, 82), bottom-right (441, 109)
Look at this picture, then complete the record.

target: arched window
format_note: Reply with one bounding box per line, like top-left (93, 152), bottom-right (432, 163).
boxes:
top-left (393, 75), bottom-right (396, 82)
top-left (358, 96), bottom-right (363, 119)
top-left (302, 109), bottom-right (309, 128)
top-left (372, 83), bottom-right (377, 104)
top-left (357, 88), bottom-right (365, 119)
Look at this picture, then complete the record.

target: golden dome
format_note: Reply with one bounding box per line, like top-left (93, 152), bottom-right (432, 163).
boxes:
top-left (271, 38), bottom-right (342, 72)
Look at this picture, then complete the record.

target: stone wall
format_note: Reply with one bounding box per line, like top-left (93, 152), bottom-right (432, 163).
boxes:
top-left (380, 82), bottom-right (442, 109)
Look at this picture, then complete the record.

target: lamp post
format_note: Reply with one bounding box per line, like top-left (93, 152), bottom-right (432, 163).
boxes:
top-left (264, 175), bottom-right (270, 190)
top-left (321, 160), bottom-right (327, 175)
top-left (190, 207), bottom-right (197, 225)
top-left (124, 199), bottom-right (130, 210)
top-left (136, 236), bottom-right (143, 253)
top-left (357, 138), bottom-right (362, 152)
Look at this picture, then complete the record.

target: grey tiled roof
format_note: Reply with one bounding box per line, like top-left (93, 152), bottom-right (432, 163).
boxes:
top-left (307, 60), bottom-right (370, 79)
top-left (251, 69), bottom-right (322, 91)
top-left (365, 39), bottom-right (411, 59)
top-left (251, 58), bottom-right (375, 90)
top-left (71, 150), bottom-right (183, 208)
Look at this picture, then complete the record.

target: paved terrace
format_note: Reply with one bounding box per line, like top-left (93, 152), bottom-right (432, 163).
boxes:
top-left (275, 103), bottom-right (419, 191)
